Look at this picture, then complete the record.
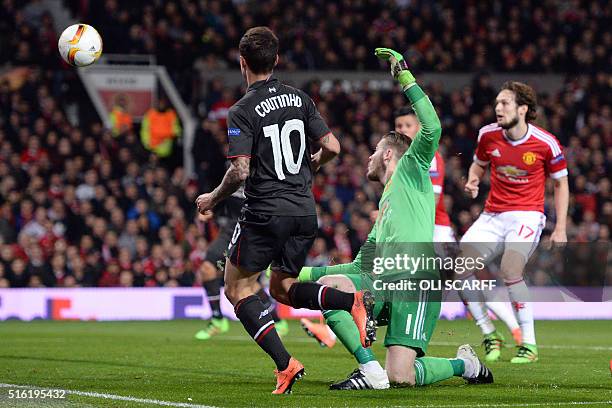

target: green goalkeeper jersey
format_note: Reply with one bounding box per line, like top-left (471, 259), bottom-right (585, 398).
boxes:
top-left (376, 86), bottom-right (440, 244)
top-left (322, 85), bottom-right (441, 281)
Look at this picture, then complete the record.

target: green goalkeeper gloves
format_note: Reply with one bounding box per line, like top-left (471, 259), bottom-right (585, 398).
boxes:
top-left (375, 47), bottom-right (416, 90)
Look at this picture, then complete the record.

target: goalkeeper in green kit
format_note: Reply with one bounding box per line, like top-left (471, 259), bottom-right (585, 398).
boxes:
top-left (298, 48), bottom-right (494, 389)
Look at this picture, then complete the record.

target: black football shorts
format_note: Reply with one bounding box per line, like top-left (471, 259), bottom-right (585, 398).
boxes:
top-left (228, 208), bottom-right (317, 276)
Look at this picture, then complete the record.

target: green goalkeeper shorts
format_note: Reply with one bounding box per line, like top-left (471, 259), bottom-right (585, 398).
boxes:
top-left (346, 274), bottom-right (440, 356)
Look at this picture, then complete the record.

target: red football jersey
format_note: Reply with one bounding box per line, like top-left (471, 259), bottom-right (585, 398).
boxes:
top-left (429, 150), bottom-right (451, 226)
top-left (474, 123), bottom-right (568, 213)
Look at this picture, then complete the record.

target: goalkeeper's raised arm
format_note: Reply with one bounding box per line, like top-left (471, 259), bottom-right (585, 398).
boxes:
top-left (375, 48), bottom-right (441, 169)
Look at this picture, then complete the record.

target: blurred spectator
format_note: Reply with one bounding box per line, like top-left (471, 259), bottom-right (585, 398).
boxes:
top-left (109, 94), bottom-right (134, 137)
top-left (140, 98), bottom-right (181, 167)
top-left (9, 258), bottom-right (29, 288)
top-left (207, 89), bottom-right (235, 128)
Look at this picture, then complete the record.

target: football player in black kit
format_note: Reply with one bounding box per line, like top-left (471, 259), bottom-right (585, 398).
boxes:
top-left (196, 27), bottom-right (376, 394)
top-left (194, 188), bottom-right (289, 340)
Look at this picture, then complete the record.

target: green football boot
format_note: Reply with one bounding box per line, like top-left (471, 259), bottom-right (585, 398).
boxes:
top-left (510, 344), bottom-right (538, 364)
top-left (483, 331), bottom-right (504, 362)
top-left (195, 317), bottom-right (229, 340)
top-left (275, 319), bottom-right (289, 338)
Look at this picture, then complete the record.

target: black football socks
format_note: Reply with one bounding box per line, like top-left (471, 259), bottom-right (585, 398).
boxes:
top-left (234, 295), bottom-right (290, 371)
top-left (288, 282), bottom-right (354, 311)
top-left (256, 287), bottom-right (281, 322)
top-left (203, 278), bottom-right (223, 319)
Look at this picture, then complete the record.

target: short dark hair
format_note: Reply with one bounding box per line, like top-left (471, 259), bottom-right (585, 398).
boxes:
top-left (382, 131), bottom-right (411, 158)
top-left (238, 27), bottom-right (279, 74)
top-left (500, 81), bottom-right (538, 122)
top-left (394, 106), bottom-right (415, 119)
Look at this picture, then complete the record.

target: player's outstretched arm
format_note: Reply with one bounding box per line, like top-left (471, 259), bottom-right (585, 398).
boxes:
top-left (312, 132), bottom-right (340, 171)
top-left (195, 156), bottom-right (249, 214)
top-left (375, 47), bottom-right (441, 168)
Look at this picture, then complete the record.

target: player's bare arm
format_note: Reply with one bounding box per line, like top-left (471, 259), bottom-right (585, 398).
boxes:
top-left (311, 132), bottom-right (340, 171)
top-left (550, 175), bottom-right (569, 245)
top-left (465, 162), bottom-right (486, 199)
top-left (196, 156), bottom-right (250, 214)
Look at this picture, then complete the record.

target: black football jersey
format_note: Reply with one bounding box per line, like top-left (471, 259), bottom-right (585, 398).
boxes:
top-left (227, 76), bottom-right (331, 216)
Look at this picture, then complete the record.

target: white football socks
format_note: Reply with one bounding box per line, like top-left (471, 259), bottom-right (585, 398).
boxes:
top-left (485, 301), bottom-right (520, 331)
top-left (460, 275), bottom-right (496, 335)
top-left (468, 302), bottom-right (496, 335)
top-left (506, 278), bottom-right (536, 345)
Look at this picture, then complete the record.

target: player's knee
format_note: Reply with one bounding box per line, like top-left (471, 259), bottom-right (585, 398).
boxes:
top-left (500, 250), bottom-right (527, 281)
top-left (317, 275), bottom-right (356, 293)
top-left (269, 280), bottom-right (291, 305)
top-left (225, 281), bottom-right (259, 305)
top-left (268, 284), bottom-right (285, 303)
top-left (386, 363), bottom-right (416, 386)
top-left (224, 282), bottom-right (239, 304)
top-left (317, 275), bottom-right (337, 287)
top-left (500, 268), bottom-right (523, 282)
top-left (385, 346), bottom-right (417, 386)
top-left (387, 370), bottom-right (415, 387)
top-left (200, 261), bottom-right (217, 281)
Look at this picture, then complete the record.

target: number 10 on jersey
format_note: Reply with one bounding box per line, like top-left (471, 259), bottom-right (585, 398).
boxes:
top-left (263, 119), bottom-right (306, 180)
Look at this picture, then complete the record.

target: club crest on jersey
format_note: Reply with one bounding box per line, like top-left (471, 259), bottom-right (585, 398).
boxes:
top-left (228, 127), bottom-right (241, 136)
top-left (522, 151), bottom-right (537, 165)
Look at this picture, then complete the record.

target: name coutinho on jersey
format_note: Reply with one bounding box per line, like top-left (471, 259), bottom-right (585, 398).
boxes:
top-left (255, 93), bottom-right (302, 117)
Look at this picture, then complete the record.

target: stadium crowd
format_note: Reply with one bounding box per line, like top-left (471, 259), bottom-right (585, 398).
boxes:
top-left (0, 1), bottom-right (609, 288)
top-left (71, 0), bottom-right (611, 74)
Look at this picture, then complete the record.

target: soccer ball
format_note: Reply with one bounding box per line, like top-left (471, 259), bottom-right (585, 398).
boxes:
top-left (58, 24), bottom-right (103, 67)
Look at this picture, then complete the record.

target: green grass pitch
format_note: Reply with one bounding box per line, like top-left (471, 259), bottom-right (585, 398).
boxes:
top-left (0, 319), bottom-right (611, 407)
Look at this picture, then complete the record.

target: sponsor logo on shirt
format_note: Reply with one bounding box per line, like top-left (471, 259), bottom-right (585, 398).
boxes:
top-left (522, 151), bottom-right (537, 165)
top-left (228, 127), bottom-right (241, 136)
top-left (490, 148), bottom-right (501, 157)
top-left (496, 165), bottom-right (529, 183)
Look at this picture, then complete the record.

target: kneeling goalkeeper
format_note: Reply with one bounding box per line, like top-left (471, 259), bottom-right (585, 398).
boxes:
top-left (299, 48), bottom-right (494, 389)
